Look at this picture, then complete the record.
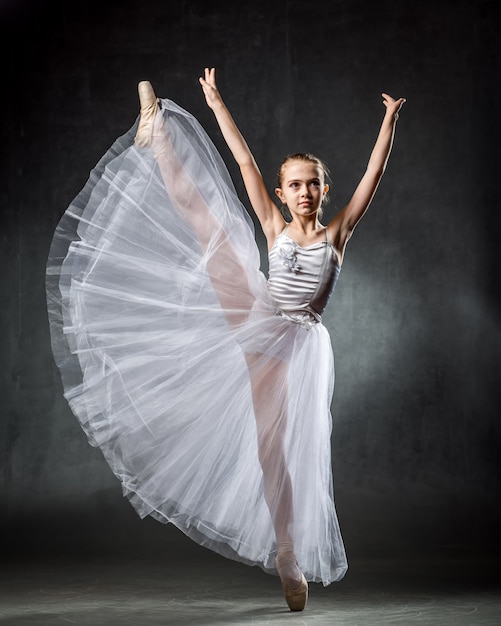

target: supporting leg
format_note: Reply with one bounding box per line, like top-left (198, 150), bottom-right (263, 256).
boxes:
top-left (245, 352), bottom-right (308, 611)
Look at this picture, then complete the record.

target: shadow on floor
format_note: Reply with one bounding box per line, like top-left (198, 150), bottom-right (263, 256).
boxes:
top-left (1, 551), bottom-right (500, 625)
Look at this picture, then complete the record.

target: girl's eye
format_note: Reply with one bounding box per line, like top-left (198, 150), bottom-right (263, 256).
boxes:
top-left (310, 180), bottom-right (320, 187)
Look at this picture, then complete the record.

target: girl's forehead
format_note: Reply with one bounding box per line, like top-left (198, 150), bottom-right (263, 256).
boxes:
top-left (282, 160), bottom-right (323, 180)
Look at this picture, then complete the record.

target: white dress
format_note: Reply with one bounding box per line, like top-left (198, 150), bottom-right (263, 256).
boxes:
top-left (46, 98), bottom-right (347, 585)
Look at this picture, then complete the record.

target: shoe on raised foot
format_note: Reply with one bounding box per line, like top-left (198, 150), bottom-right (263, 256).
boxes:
top-left (135, 80), bottom-right (159, 148)
top-left (275, 554), bottom-right (308, 612)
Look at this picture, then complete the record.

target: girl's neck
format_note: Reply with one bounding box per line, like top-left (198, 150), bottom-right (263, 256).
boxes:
top-left (288, 215), bottom-right (323, 234)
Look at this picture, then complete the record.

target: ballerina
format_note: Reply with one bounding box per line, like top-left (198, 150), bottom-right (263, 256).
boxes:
top-left (46, 68), bottom-right (405, 612)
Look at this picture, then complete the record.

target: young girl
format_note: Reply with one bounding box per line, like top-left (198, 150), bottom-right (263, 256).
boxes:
top-left (46, 68), bottom-right (405, 612)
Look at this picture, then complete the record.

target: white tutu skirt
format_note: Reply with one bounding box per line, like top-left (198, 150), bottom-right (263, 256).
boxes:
top-left (46, 98), bottom-right (347, 585)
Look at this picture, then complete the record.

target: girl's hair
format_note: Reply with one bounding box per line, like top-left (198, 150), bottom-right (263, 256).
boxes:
top-left (277, 153), bottom-right (331, 219)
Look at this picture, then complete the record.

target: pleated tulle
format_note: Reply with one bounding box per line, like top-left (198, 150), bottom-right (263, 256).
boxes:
top-left (46, 98), bottom-right (347, 585)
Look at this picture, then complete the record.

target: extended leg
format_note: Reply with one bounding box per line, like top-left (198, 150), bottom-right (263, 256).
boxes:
top-left (135, 81), bottom-right (255, 326)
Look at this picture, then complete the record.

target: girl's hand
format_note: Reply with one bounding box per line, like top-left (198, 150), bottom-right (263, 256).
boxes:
top-left (199, 67), bottom-right (224, 111)
top-left (382, 93), bottom-right (406, 120)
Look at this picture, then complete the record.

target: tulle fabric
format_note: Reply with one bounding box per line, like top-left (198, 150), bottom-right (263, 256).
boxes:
top-left (46, 98), bottom-right (347, 585)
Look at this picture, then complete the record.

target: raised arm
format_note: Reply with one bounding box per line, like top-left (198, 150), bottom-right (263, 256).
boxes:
top-left (199, 68), bottom-right (285, 242)
top-left (328, 93), bottom-right (406, 257)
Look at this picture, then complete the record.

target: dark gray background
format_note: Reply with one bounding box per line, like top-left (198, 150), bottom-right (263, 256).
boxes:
top-left (1, 0), bottom-right (499, 562)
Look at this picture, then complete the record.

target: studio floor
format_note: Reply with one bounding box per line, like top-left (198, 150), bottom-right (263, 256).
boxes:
top-left (1, 550), bottom-right (499, 626)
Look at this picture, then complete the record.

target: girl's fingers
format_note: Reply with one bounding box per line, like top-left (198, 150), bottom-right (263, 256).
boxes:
top-left (202, 67), bottom-right (216, 88)
top-left (381, 93), bottom-right (406, 114)
top-left (381, 93), bottom-right (406, 102)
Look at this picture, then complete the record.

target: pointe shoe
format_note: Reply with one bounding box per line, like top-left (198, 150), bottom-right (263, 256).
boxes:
top-left (275, 554), bottom-right (308, 612)
top-left (135, 80), bottom-right (159, 148)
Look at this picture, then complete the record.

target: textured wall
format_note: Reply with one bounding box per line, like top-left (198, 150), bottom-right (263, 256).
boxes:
top-left (1, 0), bottom-right (499, 558)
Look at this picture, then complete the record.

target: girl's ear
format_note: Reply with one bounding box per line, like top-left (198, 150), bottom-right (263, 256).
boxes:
top-left (323, 184), bottom-right (329, 197)
top-left (275, 187), bottom-right (285, 203)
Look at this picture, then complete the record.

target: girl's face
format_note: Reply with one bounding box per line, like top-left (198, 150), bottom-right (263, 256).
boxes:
top-left (275, 161), bottom-right (328, 218)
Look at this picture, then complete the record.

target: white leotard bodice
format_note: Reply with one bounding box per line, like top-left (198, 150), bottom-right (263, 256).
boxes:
top-left (267, 227), bottom-right (341, 325)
